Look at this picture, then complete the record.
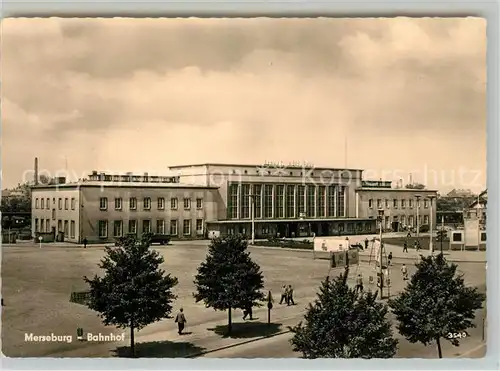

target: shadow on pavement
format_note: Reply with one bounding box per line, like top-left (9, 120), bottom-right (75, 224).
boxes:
top-left (113, 341), bottom-right (205, 358)
top-left (208, 322), bottom-right (283, 339)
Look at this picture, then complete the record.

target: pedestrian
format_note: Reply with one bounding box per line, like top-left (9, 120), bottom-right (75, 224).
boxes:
top-left (388, 252), bottom-right (393, 265)
top-left (174, 308), bottom-right (187, 335)
top-left (407, 231), bottom-right (411, 238)
top-left (403, 241), bottom-right (408, 253)
top-left (414, 240), bottom-right (419, 251)
top-left (287, 285), bottom-right (295, 306)
top-left (83, 237), bottom-right (88, 249)
top-left (355, 274), bottom-right (364, 293)
top-left (364, 238), bottom-right (369, 250)
top-left (242, 304), bottom-right (253, 320)
top-left (401, 264), bottom-right (408, 280)
top-left (279, 285), bottom-right (287, 304)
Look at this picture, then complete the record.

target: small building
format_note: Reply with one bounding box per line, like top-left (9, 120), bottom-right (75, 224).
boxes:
top-left (31, 172), bottom-right (219, 243)
top-left (356, 180), bottom-right (438, 231)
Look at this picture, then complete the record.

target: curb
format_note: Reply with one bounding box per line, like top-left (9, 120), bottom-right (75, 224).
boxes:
top-left (183, 330), bottom-right (291, 358)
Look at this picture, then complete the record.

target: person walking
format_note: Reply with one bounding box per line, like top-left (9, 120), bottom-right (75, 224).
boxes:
top-left (364, 238), bottom-right (369, 251)
top-left (388, 252), bottom-right (393, 265)
top-left (414, 240), bottom-right (419, 251)
top-left (355, 274), bottom-right (364, 293)
top-left (279, 285), bottom-right (287, 305)
top-left (287, 285), bottom-right (295, 306)
top-left (174, 308), bottom-right (187, 335)
top-left (242, 304), bottom-right (254, 320)
top-left (83, 237), bottom-right (88, 249)
top-left (401, 264), bottom-right (408, 281)
top-left (403, 241), bottom-right (408, 253)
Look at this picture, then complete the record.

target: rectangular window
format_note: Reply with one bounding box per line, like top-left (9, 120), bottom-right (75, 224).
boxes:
top-left (424, 215), bottom-right (429, 225)
top-left (393, 199), bottom-right (398, 209)
top-left (285, 185), bottom-right (295, 218)
top-left (113, 220), bottom-right (123, 237)
top-left (143, 197), bottom-right (151, 210)
top-left (183, 219), bottom-right (191, 235)
top-left (128, 220), bottom-right (137, 235)
top-left (70, 220), bottom-right (75, 238)
top-left (71, 198), bottom-right (76, 210)
top-left (196, 219), bottom-right (203, 234)
top-left (338, 186), bottom-right (345, 217)
top-left (306, 186), bottom-right (315, 218)
top-left (275, 185), bottom-right (285, 218)
top-left (46, 219), bottom-right (50, 232)
top-left (254, 184), bottom-right (262, 218)
top-left (64, 198), bottom-right (68, 210)
top-left (51, 209), bottom-right (56, 220)
top-left (297, 185), bottom-right (306, 216)
top-left (409, 199), bottom-right (414, 208)
top-left (170, 220), bottom-right (178, 236)
top-left (35, 198), bottom-right (39, 209)
top-left (228, 184), bottom-right (238, 219)
top-left (401, 215), bottom-right (406, 226)
top-left (317, 186), bottom-right (326, 217)
top-left (115, 198), bottom-right (122, 210)
top-left (64, 220), bottom-right (69, 237)
top-left (196, 198), bottom-right (203, 209)
top-left (263, 184), bottom-right (273, 218)
top-left (142, 219), bottom-right (151, 233)
top-left (241, 184), bottom-right (250, 218)
top-left (58, 198), bottom-right (62, 210)
top-left (156, 219), bottom-right (165, 234)
top-left (424, 199), bottom-right (429, 208)
top-left (129, 197), bottom-right (137, 210)
top-left (58, 219), bottom-right (62, 233)
top-left (40, 219), bottom-right (44, 232)
top-left (40, 198), bottom-right (44, 209)
top-left (327, 185), bottom-right (336, 217)
top-left (34, 218), bottom-right (38, 232)
top-left (368, 199), bottom-right (373, 208)
top-left (401, 199), bottom-right (406, 209)
top-left (98, 220), bottom-right (108, 238)
top-left (53, 198), bottom-right (55, 205)
top-left (183, 198), bottom-right (191, 210)
top-left (157, 197), bottom-right (165, 210)
top-left (171, 197), bottom-right (178, 210)
top-left (377, 199), bottom-right (382, 209)
top-left (385, 199), bottom-right (390, 208)
top-left (99, 197), bottom-right (108, 210)
top-left (46, 198), bottom-right (50, 209)
top-left (408, 215), bottom-right (414, 227)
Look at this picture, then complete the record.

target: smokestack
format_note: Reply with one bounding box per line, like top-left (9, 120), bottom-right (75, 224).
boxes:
top-left (34, 157), bottom-right (39, 185)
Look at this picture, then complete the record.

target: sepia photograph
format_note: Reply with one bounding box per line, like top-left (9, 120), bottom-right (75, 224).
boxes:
top-left (1, 17), bottom-right (487, 359)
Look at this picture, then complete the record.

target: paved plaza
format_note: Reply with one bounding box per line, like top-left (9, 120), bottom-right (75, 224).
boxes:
top-left (1, 242), bottom-right (486, 358)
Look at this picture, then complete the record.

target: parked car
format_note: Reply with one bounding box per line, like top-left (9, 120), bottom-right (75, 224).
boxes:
top-left (149, 234), bottom-right (171, 245)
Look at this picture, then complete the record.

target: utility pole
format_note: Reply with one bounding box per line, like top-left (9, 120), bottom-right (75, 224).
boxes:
top-left (377, 209), bottom-right (384, 299)
top-left (440, 215), bottom-right (444, 253)
top-left (415, 195), bottom-right (421, 238)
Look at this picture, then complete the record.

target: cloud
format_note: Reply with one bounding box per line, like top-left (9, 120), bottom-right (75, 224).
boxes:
top-left (1, 17), bottom-right (487, 192)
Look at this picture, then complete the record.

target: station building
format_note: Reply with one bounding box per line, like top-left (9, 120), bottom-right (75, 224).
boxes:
top-left (355, 180), bottom-right (438, 231)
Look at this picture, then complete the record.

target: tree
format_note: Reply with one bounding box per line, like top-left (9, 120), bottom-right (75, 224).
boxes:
top-left (193, 235), bottom-right (265, 335)
top-left (84, 235), bottom-right (178, 357)
top-left (405, 183), bottom-right (426, 189)
top-left (289, 270), bottom-right (398, 358)
top-left (389, 253), bottom-right (485, 358)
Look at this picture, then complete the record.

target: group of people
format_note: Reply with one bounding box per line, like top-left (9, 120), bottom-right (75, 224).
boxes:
top-left (279, 285), bottom-right (295, 306)
top-left (403, 239), bottom-right (421, 253)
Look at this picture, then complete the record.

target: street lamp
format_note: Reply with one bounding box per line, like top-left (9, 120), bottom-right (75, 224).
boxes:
top-left (428, 195), bottom-right (436, 254)
top-left (377, 208), bottom-right (385, 299)
top-left (415, 195), bottom-right (422, 238)
top-left (440, 215), bottom-right (445, 254)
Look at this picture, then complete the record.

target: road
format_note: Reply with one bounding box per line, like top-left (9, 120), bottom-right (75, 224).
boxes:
top-left (201, 309), bottom-right (486, 359)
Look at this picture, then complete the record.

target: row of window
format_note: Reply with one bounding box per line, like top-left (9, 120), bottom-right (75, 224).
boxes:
top-left (379, 214), bottom-right (429, 228)
top-left (368, 198), bottom-right (431, 209)
top-left (97, 219), bottom-right (204, 238)
top-left (99, 197), bottom-right (203, 211)
top-left (228, 183), bottom-right (347, 219)
top-left (34, 218), bottom-right (76, 239)
top-left (34, 197), bottom-right (76, 210)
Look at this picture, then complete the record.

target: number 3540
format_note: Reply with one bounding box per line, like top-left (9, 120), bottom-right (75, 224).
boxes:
top-left (447, 332), bottom-right (467, 339)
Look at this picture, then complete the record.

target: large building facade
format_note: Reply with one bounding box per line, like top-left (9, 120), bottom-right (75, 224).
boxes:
top-left (31, 172), bottom-right (219, 243)
top-left (356, 181), bottom-right (438, 231)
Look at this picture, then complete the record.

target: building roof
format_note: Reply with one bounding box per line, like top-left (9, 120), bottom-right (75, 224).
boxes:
top-left (168, 163), bottom-right (364, 172)
top-left (31, 181), bottom-right (218, 190)
top-left (356, 188), bottom-right (438, 193)
top-left (469, 189), bottom-right (487, 208)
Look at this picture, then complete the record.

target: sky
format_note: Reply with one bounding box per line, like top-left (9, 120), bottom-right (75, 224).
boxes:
top-left (1, 17), bottom-right (487, 193)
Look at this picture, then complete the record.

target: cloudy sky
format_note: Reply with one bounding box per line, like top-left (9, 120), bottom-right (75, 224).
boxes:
top-left (1, 17), bottom-right (486, 192)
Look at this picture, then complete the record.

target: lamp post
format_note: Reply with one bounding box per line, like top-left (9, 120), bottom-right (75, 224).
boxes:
top-left (415, 195), bottom-right (421, 238)
top-left (377, 208), bottom-right (384, 299)
top-left (428, 196), bottom-right (436, 254)
top-left (249, 194), bottom-right (256, 245)
top-left (440, 215), bottom-right (444, 253)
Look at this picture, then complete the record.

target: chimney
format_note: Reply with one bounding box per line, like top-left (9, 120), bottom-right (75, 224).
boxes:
top-left (34, 157), bottom-right (39, 185)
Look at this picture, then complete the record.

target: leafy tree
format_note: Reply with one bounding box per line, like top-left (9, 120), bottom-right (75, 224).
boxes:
top-left (193, 235), bottom-right (265, 334)
top-left (389, 253), bottom-right (485, 358)
top-left (405, 183), bottom-right (426, 189)
top-left (290, 269), bottom-right (398, 358)
top-left (84, 235), bottom-right (178, 357)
